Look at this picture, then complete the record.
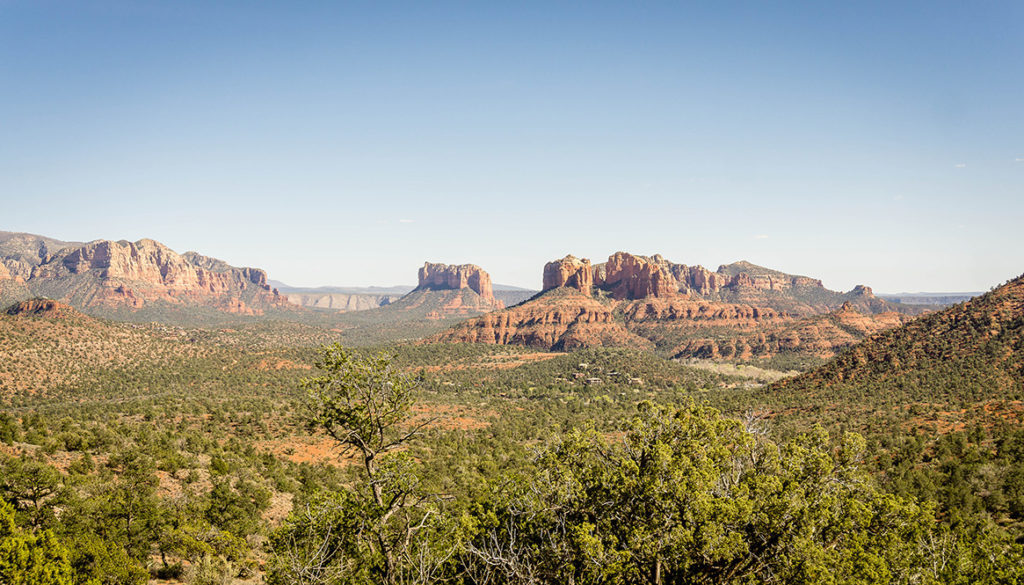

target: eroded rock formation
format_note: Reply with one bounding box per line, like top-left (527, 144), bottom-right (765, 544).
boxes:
top-left (417, 262), bottom-right (495, 299)
top-left (39, 239), bottom-right (273, 295)
top-left (542, 255), bottom-right (593, 295)
top-left (595, 252), bottom-right (678, 299)
top-left (672, 303), bottom-right (910, 360)
top-left (431, 251), bottom-right (910, 357)
top-left (0, 235), bottom-right (290, 316)
top-left (430, 288), bottom-right (651, 350)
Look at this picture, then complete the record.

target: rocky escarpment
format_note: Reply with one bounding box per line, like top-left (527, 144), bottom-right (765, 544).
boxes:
top-left (416, 262), bottom-right (495, 299)
top-left (0, 233), bottom-right (293, 318)
top-left (331, 261), bottom-right (509, 344)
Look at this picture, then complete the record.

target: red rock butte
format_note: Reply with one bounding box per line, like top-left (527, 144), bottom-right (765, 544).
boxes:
top-left (543, 255), bottom-right (593, 295)
top-left (416, 262), bottom-right (495, 300)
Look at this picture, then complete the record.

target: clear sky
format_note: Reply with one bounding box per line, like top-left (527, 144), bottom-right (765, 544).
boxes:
top-left (1, 1), bottom-right (1021, 292)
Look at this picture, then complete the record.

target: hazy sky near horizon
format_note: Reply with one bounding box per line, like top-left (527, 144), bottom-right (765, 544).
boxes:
top-left (1, 1), bottom-right (1021, 292)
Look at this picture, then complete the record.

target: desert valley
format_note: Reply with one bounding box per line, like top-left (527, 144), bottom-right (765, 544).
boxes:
top-left (1, 230), bottom-right (1022, 584)
top-left (3, 2), bottom-right (1022, 584)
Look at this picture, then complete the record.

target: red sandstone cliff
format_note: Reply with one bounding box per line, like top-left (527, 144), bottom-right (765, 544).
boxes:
top-left (1, 237), bottom-right (290, 315)
top-left (595, 252), bottom-right (678, 299)
top-left (431, 251), bottom-right (909, 358)
top-left (417, 262), bottom-right (495, 299)
top-left (537, 252), bottom-right (903, 317)
top-left (429, 288), bottom-right (652, 350)
top-left (543, 255), bottom-right (594, 295)
top-left (37, 239), bottom-right (273, 295)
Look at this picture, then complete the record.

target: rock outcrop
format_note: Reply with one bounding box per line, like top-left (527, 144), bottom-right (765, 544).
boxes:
top-left (5, 298), bottom-right (74, 317)
top-left (543, 255), bottom-right (594, 295)
top-left (595, 252), bottom-right (678, 299)
top-left (334, 262), bottom-right (507, 340)
top-left (416, 262), bottom-right (495, 299)
top-left (673, 303), bottom-right (910, 361)
top-left (430, 288), bottom-right (652, 350)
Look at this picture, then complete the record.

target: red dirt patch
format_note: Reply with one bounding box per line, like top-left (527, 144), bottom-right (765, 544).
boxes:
top-left (256, 358), bottom-right (312, 371)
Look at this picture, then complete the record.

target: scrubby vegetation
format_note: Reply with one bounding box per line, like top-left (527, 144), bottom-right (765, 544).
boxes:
top-left (2, 276), bottom-right (1024, 584)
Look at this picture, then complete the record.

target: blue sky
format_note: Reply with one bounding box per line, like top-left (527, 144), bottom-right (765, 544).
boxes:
top-left (1, 1), bottom-right (1021, 292)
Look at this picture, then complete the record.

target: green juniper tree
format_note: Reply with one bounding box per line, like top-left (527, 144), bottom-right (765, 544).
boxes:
top-left (270, 344), bottom-right (456, 585)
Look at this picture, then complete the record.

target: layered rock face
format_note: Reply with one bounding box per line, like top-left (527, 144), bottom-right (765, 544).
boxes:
top-left (673, 303), bottom-right (910, 361)
top-left (538, 251), bottom-right (900, 318)
top-left (596, 252), bottom-right (678, 299)
top-left (38, 239), bottom-right (272, 295)
top-left (543, 256), bottom-right (594, 295)
top-left (669, 264), bottom-right (730, 295)
top-left (430, 289), bottom-right (652, 350)
top-left (433, 250), bottom-right (910, 358)
top-left (417, 262), bottom-right (495, 299)
top-left (0, 235), bottom-right (290, 316)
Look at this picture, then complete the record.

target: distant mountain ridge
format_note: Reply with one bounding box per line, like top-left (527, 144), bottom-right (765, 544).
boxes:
top-left (270, 281), bottom-right (414, 295)
top-left (272, 278), bottom-right (537, 313)
top-left (877, 292), bottom-right (981, 306)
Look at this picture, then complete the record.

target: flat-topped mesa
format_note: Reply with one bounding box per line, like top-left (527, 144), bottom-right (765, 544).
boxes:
top-left (416, 262), bottom-right (494, 299)
top-left (595, 252), bottom-right (678, 299)
top-left (542, 255), bottom-right (593, 295)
